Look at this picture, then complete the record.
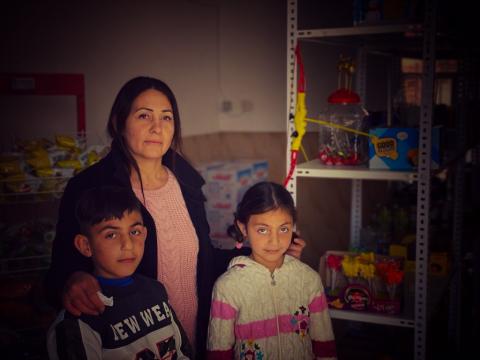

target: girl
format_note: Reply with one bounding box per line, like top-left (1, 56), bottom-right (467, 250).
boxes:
top-left (207, 181), bottom-right (336, 360)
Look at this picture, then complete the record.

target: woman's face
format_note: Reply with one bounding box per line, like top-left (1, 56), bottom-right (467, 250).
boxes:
top-left (124, 89), bottom-right (174, 164)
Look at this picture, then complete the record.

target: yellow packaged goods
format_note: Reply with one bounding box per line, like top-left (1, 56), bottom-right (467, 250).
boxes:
top-left (26, 150), bottom-right (51, 169)
top-left (47, 148), bottom-right (71, 164)
top-left (35, 168), bottom-right (54, 177)
top-left (3, 173), bottom-right (41, 193)
top-left (55, 135), bottom-right (85, 152)
top-left (26, 149), bottom-right (75, 170)
top-left (15, 138), bottom-right (54, 152)
top-left (1, 136), bottom-right (108, 196)
top-left (0, 156), bottom-right (23, 177)
top-left (56, 159), bottom-right (83, 170)
top-left (36, 167), bottom-right (75, 178)
top-left (26, 146), bottom-right (49, 159)
top-left (36, 167), bottom-right (74, 193)
top-left (78, 145), bottom-right (109, 167)
top-left (86, 150), bottom-right (100, 166)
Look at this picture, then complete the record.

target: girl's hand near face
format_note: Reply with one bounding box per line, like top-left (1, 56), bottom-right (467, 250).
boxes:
top-left (286, 233), bottom-right (306, 259)
top-left (62, 271), bottom-right (105, 316)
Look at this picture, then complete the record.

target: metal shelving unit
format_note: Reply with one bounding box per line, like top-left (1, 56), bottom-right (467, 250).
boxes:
top-left (0, 74), bottom-right (85, 273)
top-left (297, 23), bottom-right (420, 38)
top-left (296, 159), bottom-right (417, 182)
top-left (0, 74), bottom-right (87, 359)
top-left (286, 1), bottom-right (438, 358)
top-left (329, 308), bottom-right (415, 328)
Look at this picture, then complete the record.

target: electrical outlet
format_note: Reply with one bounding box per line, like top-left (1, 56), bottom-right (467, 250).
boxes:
top-left (221, 100), bottom-right (233, 113)
top-left (241, 100), bottom-right (253, 112)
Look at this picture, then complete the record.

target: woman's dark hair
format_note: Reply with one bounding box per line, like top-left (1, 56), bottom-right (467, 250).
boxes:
top-left (75, 186), bottom-right (143, 236)
top-left (106, 76), bottom-right (183, 200)
top-left (227, 181), bottom-right (297, 243)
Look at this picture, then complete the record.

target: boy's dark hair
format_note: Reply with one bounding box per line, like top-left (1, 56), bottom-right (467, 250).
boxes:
top-left (228, 181), bottom-right (297, 243)
top-left (75, 186), bottom-right (142, 236)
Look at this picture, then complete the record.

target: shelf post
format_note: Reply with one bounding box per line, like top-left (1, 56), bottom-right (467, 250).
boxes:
top-left (286, 0), bottom-right (298, 200)
top-left (448, 56), bottom-right (469, 354)
top-left (415, 0), bottom-right (437, 359)
top-left (348, 46), bottom-right (367, 250)
top-left (350, 179), bottom-right (362, 249)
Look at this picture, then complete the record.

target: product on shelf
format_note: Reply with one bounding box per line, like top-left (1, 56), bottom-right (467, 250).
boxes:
top-left (368, 127), bottom-right (442, 170)
top-left (320, 250), bottom-right (405, 315)
top-left (0, 218), bottom-right (55, 260)
top-left (359, 201), bottom-right (416, 256)
top-left (0, 135), bottom-right (109, 198)
top-left (318, 56), bottom-right (369, 166)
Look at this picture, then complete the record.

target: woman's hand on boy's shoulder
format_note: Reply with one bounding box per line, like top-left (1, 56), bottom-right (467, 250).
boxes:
top-left (286, 235), bottom-right (306, 260)
top-left (62, 271), bottom-right (105, 317)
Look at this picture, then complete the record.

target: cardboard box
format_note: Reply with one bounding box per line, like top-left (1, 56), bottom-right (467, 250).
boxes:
top-left (205, 162), bottom-right (252, 205)
top-left (232, 159), bottom-right (269, 182)
top-left (205, 208), bottom-right (236, 249)
top-left (197, 159), bottom-right (269, 249)
top-left (195, 161), bottom-right (225, 181)
top-left (368, 127), bottom-right (441, 170)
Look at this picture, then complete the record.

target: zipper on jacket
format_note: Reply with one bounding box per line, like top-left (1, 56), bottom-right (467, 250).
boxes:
top-left (270, 270), bottom-right (282, 359)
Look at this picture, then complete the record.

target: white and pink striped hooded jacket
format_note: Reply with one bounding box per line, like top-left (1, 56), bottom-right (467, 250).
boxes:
top-left (207, 255), bottom-right (336, 360)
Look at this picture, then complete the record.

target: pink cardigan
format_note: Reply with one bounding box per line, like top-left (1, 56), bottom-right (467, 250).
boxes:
top-left (133, 169), bottom-right (199, 345)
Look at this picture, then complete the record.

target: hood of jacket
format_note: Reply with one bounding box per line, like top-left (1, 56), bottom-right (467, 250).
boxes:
top-left (227, 254), bottom-right (296, 275)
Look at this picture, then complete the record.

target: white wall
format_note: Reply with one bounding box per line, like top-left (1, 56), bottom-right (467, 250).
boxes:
top-left (2, 0), bottom-right (223, 142)
top-left (217, 1), bottom-right (286, 132)
top-left (0, 0), bottom-right (289, 147)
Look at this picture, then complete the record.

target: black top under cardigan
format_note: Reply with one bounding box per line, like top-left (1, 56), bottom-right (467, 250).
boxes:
top-left (44, 145), bottom-right (245, 358)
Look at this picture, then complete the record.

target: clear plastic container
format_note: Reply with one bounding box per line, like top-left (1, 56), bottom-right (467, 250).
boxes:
top-left (318, 89), bottom-right (368, 165)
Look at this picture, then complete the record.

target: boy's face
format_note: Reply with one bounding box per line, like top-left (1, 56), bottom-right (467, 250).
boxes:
top-left (237, 208), bottom-right (293, 272)
top-left (78, 210), bottom-right (147, 278)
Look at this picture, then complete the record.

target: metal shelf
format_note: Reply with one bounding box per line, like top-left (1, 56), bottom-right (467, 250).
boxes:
top-left (0, 176), bottom-right (71, 204)
top-left (297, 23), bottom-right (425, 58)
top-left (287, 1), bottom-right (442, 358)
top-left (295, 159), bottom-right (418, 182)
top-left (329, 309), bottom-right (415, 328)
top-left (298, 23), bottom-right (421, 39)
top-left (0, 255), bottom-right (51, 275)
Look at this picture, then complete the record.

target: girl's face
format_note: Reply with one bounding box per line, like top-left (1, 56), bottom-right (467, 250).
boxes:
top-left (124, 89), bottom-right (175, 164)
top-left (237, 207), bottom-right (294, 272)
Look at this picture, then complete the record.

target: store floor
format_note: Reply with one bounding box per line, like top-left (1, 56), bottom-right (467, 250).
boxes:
top-left (333, 321), bottom-right (414, 360)
top-left (0, 292), bottom-right (458, 360)
top-left (2, 323), bottom-right (442, 360)
top-left (332, 301), bottom-right (456, 360)
top-left (0, 271), bottom-right (51, 359)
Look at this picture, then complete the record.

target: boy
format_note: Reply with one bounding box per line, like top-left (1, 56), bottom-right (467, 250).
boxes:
top-left (47, 186), bottom-right (191, 359)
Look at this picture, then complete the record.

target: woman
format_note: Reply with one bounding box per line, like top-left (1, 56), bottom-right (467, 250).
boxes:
top-left (45, 76), bottom-right (305, 358)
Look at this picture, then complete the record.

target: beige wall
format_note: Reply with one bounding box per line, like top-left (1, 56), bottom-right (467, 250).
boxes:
top-left (217, 1), bottom-right (286, 132)
top-left (1, 0), bottom-right (290, 144)
top-left (1, 0), bottom-right (219, 141)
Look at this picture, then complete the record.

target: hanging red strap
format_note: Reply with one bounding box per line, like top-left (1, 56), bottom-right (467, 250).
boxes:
top-left (284, 44), bottom-right (307, 188)
top-left (295, 44), bottom-right (305, 94)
